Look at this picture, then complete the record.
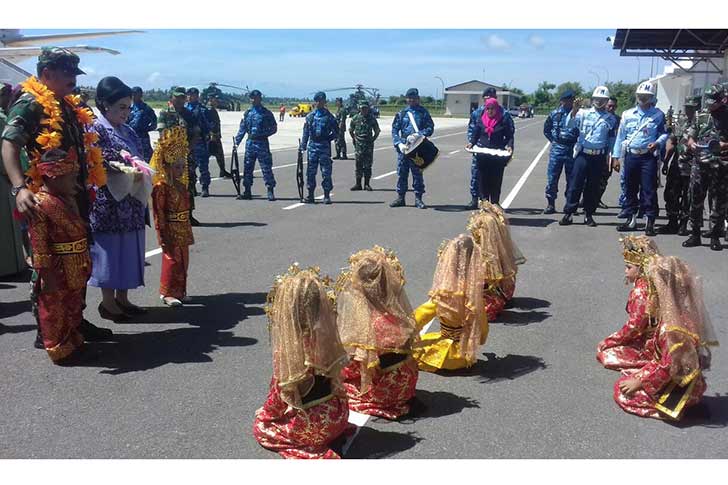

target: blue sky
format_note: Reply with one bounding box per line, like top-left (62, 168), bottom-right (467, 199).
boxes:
top-left (18, 29), bottom-right (669, 97)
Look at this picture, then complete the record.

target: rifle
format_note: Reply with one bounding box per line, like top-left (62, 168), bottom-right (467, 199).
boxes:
top-left (296, 139), bottom-right (305, 202)
top-left (231, 137), bottom-right (242, 199)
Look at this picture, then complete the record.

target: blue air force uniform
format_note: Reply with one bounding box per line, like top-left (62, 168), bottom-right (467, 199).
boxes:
top-left (468, 104), bottom-right (514, 199)
top-left (611, 105), bottom-right (668, 219)
top-left (543, 103), bottom-right (579, 206)
top-left (392, 105), bottom-right (434, 197)
top-left (563, 107), bottom-right (618, 216)
top-left (128, 100), bottom-right (157, 161)
top-left (184, 99), bottom-right (211, 189)
top-left (234, 104), bottom-right (278, 189)
top-left (301, 107), bottom-right (338, 193)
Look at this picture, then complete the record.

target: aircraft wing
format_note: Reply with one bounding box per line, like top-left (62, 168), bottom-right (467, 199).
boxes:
top-left (0, 45), bottom-right (121, 63)
top-left (5, 30), bottom-right (143, 47)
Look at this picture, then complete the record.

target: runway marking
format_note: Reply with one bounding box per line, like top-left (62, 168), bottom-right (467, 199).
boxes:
top-left (282, 192), bottom-right (334, 210)
top-left (501, 141), bottom-right (551, 209)
top-left (373, 170), bottom-right (397, 180)
top-left (449, 150), bottom-right (461, 155)
top-left (145, 248), bottom-right (163, 258)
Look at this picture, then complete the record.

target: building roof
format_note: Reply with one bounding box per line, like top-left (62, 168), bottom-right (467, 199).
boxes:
top-left (444, 80), bottom-right (500, 92)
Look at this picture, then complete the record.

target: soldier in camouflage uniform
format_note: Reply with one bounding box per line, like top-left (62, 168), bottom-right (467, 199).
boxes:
top-left (157, 86), bottom-right (201, 226)
top-left (657, 95), bottom-right (700, 236)
top-left (683, 83), bottom-right (728, 251)
top-left (1, 47), bottom-right (113, 349)
top-left (348, 100), bottom-right (380, 191)
top-left (185, 87), bottom-right (211, 198)
top-left (333, 97), bottom-right (348, 160)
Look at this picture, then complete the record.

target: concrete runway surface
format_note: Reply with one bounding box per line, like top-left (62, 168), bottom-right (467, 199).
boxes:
top-left (1, 115), bottom-right (726, 459)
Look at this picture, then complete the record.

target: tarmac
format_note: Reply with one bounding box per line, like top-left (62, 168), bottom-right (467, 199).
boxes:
top-left (1, 115), bottom-right (726, 459)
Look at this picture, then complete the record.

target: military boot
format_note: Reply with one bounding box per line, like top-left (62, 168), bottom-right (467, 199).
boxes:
top-left (656, 216), bottom-right (679, 235)
top-left (305, 189), bottom-right (315, 204)
top-left (201, 186), bottom-right (210, 198)
top-left (559, 213), bottom-right (573, 226)
top-left (678, 218), bottom-right (689, 236)
top-left (682, 227), bottom-right (702, 247)
top-left (617, 214), bottom-right (637, 232)
top-left (242, 187), bottom-right (252, 200)
top-left (323, 191), bottom-right (332, 205)
top-left (584, 214), bottom-right (597, 227)
top-left (341, 150), bottom-right (348, 160)
top-left (543, 200), bottom-right (556, 215)
top-left (466, 197), bottom-right (479, 210)
top-left (710, 236), bottom-right (723, 251)
top-left (364, 176), bottom-right (373, 191)
top-left (390, 194), bottom-right (406, 208)
top-left (267, 188), bottom-right (276, 201)
top-left (645, 217), bottom-right (656, 237)
top-left (350, 177), bottom-right (362, 191)
top-left (414, 196), bottom-right (426, 209)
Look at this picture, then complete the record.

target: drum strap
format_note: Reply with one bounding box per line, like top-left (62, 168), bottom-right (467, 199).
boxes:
top-left (407, 111), bottom-right (420, 134)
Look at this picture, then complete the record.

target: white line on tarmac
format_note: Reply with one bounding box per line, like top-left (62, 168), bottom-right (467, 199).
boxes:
top-left (373, 170), bottom-right (397, 180)
top-left (282, 192), bottom-right (333, 210)
top-left (449, 150), bottom-right (461, 155)
top-left (145, 248), bottom-right (163, 258)
top-left (500, 141), bottom-right (550, 209)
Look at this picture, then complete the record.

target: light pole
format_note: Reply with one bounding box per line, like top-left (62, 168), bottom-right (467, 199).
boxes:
top-left (434, 76), bottom-right (445, 112)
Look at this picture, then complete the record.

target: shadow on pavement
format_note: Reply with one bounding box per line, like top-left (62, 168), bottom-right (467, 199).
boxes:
top-left (395, 390), bottom-right (480, 423)
top-left (436, 353), bottom-right (547, 383)
top-left (0, 298), bottom-right (31, 321)
top-left (668, 394), bottom-right (728, 429)
top-left (328, 201), bottom-right (384, 205)
top-left (495, 309), bottom-right (551, 326)
top-left (0, 269), bottom-right (32, 284)
top-left (75, 292), bottom-right (266, 375)
top-left (0, 323), bottom-right (36, 336)
top-left (431, 204), bottom-right (472, 213)
top-left (509, 297), bottom-right (551, 309)
top-left (196, 222), bottom-right (268, 228)
top-left (337, 428), bottom-right (422, 459)
top-left (507, 217), bottom-right (556, 228)
top-left (506, 208), bottom-right (545, 216)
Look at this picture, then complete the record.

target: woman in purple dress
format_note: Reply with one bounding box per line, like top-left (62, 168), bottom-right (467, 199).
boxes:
top-left (89, 76), bottom-right (150, 320)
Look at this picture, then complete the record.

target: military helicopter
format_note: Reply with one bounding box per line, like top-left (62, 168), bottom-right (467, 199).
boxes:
top-left (201, 82), bottom-right (249, 111)
top-left (316, 84), bottom-right (381, 118)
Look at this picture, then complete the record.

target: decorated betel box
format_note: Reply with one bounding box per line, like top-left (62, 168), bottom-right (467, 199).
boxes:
top-left (404, 135), bottom-right (439, 170)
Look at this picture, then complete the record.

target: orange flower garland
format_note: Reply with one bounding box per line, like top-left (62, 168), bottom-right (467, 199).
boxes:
top-left (20, 76), bottom-right (106, 191)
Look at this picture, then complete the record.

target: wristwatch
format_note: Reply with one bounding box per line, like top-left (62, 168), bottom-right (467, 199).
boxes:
top-left (10, 183), bottom-right (27, 197)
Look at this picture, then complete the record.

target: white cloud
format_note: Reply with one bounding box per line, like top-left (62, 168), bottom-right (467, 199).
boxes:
top-left (483, 34), bottom-right (510, 50)
top-left (80, 66), bottom-right (96, 75)
top-left (146, 71), bottom-right (161, 84)
top-left (528, 35), bottom-right (545, 48)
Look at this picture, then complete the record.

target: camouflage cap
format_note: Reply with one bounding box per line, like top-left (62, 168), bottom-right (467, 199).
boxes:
top-left (37, 47), bottom-right (85, 75)
top-left (683, 95), bottom-right (701, 107)
top-left (170, 86), bottom-right (187, 97)
top-left (703, 84), bottom-right (726, 106)
top-left (358, 100), bottom-right (370, 108)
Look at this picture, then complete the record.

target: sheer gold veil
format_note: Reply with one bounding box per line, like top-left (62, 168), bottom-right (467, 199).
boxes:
top-left (468, 202), bottom-right (525, 283)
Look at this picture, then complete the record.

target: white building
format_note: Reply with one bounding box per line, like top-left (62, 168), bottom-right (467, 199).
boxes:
top-left (649, 59), bottom-right (723, 114)
top-left (444, 80), bottom-right (520, 116)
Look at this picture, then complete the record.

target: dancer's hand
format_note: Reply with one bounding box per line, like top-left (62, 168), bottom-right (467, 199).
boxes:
top-left (619, 377), bottom-right (642, 396)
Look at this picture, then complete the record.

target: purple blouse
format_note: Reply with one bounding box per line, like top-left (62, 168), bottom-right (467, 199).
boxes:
top-left (89, 115), bottom-right (147, 234)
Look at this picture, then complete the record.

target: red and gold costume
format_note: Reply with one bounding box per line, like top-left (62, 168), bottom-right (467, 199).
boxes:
top-left (336, 246), bottom-right (419, 419)
top-left (468, 201), bottom-right (526, 321)
top-left (253, 265), bottom-right (352, 459)
top-left (150, 127), bottom-right (193, 300)
top-left (27, 157), bottom-right (91, 363)
top-left (413, 234), bottom-right (488, 372)
top-left (613, 255), bottom-right (718, 421)
top-left (597, 236), bottom-right (661, 370)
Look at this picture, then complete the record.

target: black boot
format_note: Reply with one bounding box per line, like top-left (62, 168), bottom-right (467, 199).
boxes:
top-left (656, 216), bottom-right (679, 235)
top-left (543, 201), bottom-right (556, 215)
top-left (241, 188), bottom-right (252, 200)
top-left (559, 213), bottom-right (573, 226)
top-left (584, 214), bottom-right (597, 227)
top-left (645, 217), bottom-right (656, 237)
top-left (710, 236), bottom-right (723, 251)
top-left (678, 218), bottom-right (689, 236)
top-left (682, 227), bottom-right (702, 247)
top-left (305, 189), bottom-right (315, 204)
top-left (466, 197), bottom-right (479, 210)
top-left (323, 191), bottom-right (332, 205)
top-left (34, 331), bottom-right (44, 349)
top-left (267, 187), bottom-right (275, 201)
top-left (341, 150), bottom-right (348, 160)
top-left (617, 215), bottom-right (638, 232)
top-left (350, 177), bottom-right (362, 191)
top-left (363, 176), bottom-right (373, 191)
top-left (414, 196), bottom-right (426, 209)
top-left (390, 195), bottom-right (406, 208)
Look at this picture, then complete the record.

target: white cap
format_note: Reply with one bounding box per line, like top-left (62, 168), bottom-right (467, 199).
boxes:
top-left (636, 82), bottom-right (656, 96)
top-left (592, 86), bottom-right (610, 98)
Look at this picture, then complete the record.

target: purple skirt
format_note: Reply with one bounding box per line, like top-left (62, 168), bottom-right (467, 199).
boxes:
top-left (88, 229), bottom-right (145, 289)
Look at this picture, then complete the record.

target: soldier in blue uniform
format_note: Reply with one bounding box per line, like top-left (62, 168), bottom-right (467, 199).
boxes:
top-left (559, 86), bottom-right (617, 227)
top-left (611, 82), bottom-right (668, 236)
top-left (128, 86), bottom-right (157, 161)
top-left (390, 88), bottom-right (434, 209)
top-left (234, 89), bottom-right (278, 201)
top-left (543, 90), bottom-right (579, 214)
top-left (185, 87), bottom-right (211, 197)
top-left (301, 91), bottom-right (338, 204)
top-left (466, 87), bottom-right (514, 209)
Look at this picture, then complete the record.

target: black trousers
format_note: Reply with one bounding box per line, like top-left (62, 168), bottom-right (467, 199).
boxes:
top-left (476, 154), bottom-right (507, 204)
top-left (564, 152), bottom-right (607, 216)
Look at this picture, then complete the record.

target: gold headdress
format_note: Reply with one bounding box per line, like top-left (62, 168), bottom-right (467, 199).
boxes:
top-left (467, 206), bottom-right (525, 283)
top-left (620, 236), bottom-right (661, 271)
top-left (335, 246), bottom-right (417, 392)
top-left (150, 126), bottom-right (189, 186)
top-left (265, 263), bottom-right (347, 409)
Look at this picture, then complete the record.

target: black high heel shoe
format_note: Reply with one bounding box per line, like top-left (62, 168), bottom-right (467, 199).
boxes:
top-left (115, 299), bottom-right (148, 315)
top-left (98, 302), bottom-right (130, 322)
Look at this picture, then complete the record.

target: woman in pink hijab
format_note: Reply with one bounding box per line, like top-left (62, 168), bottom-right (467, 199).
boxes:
top-left (467, 97), bottom-right (514, 204)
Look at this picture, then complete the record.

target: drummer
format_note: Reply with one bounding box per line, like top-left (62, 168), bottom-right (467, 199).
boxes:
top-left (467, 97), bottom-right (514, 204)
top-left (390, 88), bottom-right (434, 209)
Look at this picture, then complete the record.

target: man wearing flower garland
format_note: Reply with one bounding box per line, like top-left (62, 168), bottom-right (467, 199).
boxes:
top-left (1, 47), bottom-right (113, 351)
